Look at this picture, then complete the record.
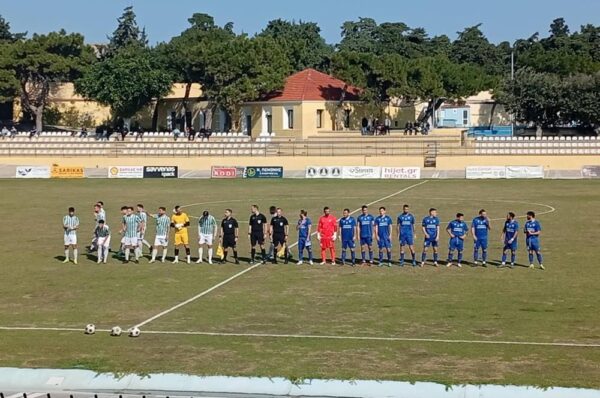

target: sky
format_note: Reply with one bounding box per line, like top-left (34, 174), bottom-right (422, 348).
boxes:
top-left (2, 0), bottom-right (599, 45)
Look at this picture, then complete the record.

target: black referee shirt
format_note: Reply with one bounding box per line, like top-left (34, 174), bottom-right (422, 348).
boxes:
top-left (249, 213), bottom-right (267, 233)
top-left (221, 217), bottom-right (239, 236)
top-left (270, 216), bottom-right (289, 235)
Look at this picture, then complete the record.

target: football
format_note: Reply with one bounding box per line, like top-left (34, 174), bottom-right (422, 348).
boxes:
top-left (128, 326), bottom-right (141, 337)
top-left (84, 324), bottom-right (95, 335)
top-left (110, 326), bottom-right (122, 337)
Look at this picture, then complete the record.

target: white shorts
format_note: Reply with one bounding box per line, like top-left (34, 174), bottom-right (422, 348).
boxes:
top-left (199, 233), bottom-right (214, 245)
top-left (154, 235), bottom-right (169, 247)
top-left (64, 234), bottom-right (77, 246)
top-left (123, 236), bottom-right (138, 247)
top-left (96, 236), bottom-right (111, 248)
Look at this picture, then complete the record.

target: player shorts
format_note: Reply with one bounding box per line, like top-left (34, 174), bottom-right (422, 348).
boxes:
top-left (378, 237), bottom-right (392, 249)
top-left (174, 232), bottom-right (189, 246)
top-left (527, 237), bottom-right (541, 252)
top-left (272, 234), bottom-right (286, 247)
top-left (424, 238), bottom-right (438, 248)
top-left (342, 240), bottom-right (355, 250)
top-left (250, 232), bottom-right (265, 246)
top-left (474, 239), bottom-right (488, 250)
top-left (298, 238), bottom-right (311, 250)
top-left (199, 233), bottom-right (214, 245)
top-left (123, 236), bottom-right (138, 247)
top-left (400, 232), bottom-right (414, 246)
top-left (154, 235), bottom-right (168, 247)
top-left (320, 237), bottom-right (334, 249)
top-left (360, 237), bottom-right (373, 246)
top-left (503, 240), bottom-right (518, 251)
top-left (96, 236), bottom-right (111, 248)
top-left (223, 234), bottom-right (237, 249)
top-left (64, 234), bottom-right (77, 246)
top-left (449, 237), bottom-right (464, 251)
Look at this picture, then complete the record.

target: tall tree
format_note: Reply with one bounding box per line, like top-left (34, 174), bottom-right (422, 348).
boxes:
top-left (259, 19), bottom-right (332, 72)
top-left (107, 6), bottom-right (147, 55)
top-left (451, 24), bottom-right (505, 76)
top-left (338, 18), bottom-right (378, 53)
top-left (0, 14), bottom-right (25, 42)
top-left (0, 30), bottom-right (93, 131)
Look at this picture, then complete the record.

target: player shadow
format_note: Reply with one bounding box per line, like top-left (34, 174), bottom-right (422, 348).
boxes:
top-left (53, 255), bottom-right (67, 262)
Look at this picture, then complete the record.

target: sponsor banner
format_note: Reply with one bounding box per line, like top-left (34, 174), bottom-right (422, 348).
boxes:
top-left (51, 165), bottom-right (84, 179)
top-left (306, 166), bottom-right (343, 179)
top-left (581, 165), bottom-right (600, 179)
top-left (211, 166), bottom-right (238, 179)
top-left (466, 166), bottom-right (507, 179)
top-left (15, 166), bottom-right (51, 179)
top-left (108, 166), bottom-right (143, 179)
top-left (382, 167), bottom-right (421, 180)
top-left (506, 166), bottom-right (544, 179)
top-left (244, 166), bottom-right (283, 179)
top-left (143, 166), bottom-right (178, 179)
top-left (341, 166), bottom-right (382, 179)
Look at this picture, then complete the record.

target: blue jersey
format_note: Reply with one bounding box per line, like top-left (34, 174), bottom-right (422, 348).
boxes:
top-left (422, 216), bottom-right (440, 240)
top-left (297, 217), bottom-right (312, 240)
top-left (339, 216), bottom-right (357, 241)
top-left (357, 214), bottom-right (375, 238)
top-left (503, 220), bottom-right (519, 242)
top-left (397, 213), bottom-right (415, 236)
top-left (374, 215), bottom-right (393, 238)
top-left (471, 216), bottom-right (490, 239)
top-left (524, 220), bottom-right (541, 238)
top-left (447, 220), bottom-right (468, 238)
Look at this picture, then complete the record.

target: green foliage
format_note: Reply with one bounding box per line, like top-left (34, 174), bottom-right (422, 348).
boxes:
top-left (43, 105), bottom-right (95, 128)
top-left (451, 24), bottom-right (506, 76)
top-left (76, 46), bottom-right (172, 119)
top-left (107, 6), bottom-right (147, 55)
top-left (0, 14), bottom-right (25, 42)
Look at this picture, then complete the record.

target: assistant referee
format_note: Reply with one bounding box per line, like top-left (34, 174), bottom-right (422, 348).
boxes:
top-left (270, 207), bottom-right (289, 264)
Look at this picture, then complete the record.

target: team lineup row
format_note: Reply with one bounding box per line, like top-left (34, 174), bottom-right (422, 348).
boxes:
top-left (61, 202), bottom-right (545, 269)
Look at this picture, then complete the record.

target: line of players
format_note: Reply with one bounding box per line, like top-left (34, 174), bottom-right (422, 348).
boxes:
top-left (62, 202), bottom-right (544, 269)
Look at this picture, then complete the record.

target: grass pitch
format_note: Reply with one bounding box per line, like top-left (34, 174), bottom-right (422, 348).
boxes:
top-left (0, 178), bottom-right (598, 388)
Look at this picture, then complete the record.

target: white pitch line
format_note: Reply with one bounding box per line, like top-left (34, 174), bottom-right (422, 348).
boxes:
top-left (0, 326), bottom-right (111, 333)
top-left (133, 263), bottom-right (262, 329)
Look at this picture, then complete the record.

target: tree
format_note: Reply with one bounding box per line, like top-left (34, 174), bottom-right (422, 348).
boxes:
top-left (0, 30), bottom-right (93, 131)
top-left (451, 24), bottom-right (505, 76)
top-left (203, 35), bottom-right (290, 131)
top-left (259, 19), bottom-right (332, 72)
top-left (338, 18), bottom-right (378, 53)
top-left (107, 6), bottom-right (147, 55)
top-left (75, 46), bottom-right (172, 126)
top-left (561, 72), bottom-right (600, 130)
top-left (0, 14), bottom-right (25, 42)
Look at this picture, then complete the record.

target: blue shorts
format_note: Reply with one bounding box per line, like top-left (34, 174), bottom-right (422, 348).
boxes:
top-left (378, 237), bottom-right (392, 249)
top-left (449, 237), bottom-right (464, 251)
top-left (503, 240), bottom-right (518, 251)
top-left (298, 238), bottom-right (311, 250)
top-left (399, 233), bottom-right (414, 246)
top-left (474, 239), bottom-right (488, 250)
top-left (360, 237), bottom-right (373, 246)
top-left (527, 237), bottom-right (541, 252)
top-left (424, 238), bottom-right (438, 248)
top-left (342, 240), bottom-right (355, 250)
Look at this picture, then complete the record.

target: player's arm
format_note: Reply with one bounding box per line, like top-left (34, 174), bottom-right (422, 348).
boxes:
top-left (234, 226), bottom-right (239, 241)
top-left (435, 225), bottom-right (440, 241)
top-left (248, 221), bottom-right (252, 237)
top-left (184, 215), bottom-right (190, 228)
top-left (263, 219), bottom-right (268, 237)
top-left (284, 224), bottom-right (289, 241)
top-left (446, 225), bottom-right (454, 238)
top-left (170, 215), bottom-right (176, 229)
top-left (421, 222), bottom-right (428, 238)
top-left (374, 223), bottom-right (379, 241)
top-left (501, 225), bottom-right (506, 242)
top-left (471, 224), bottom-right (477, 240)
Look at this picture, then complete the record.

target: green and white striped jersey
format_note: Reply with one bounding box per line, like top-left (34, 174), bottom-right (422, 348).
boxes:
top-left (155, 214), bottom-right (170, 236)
top-left (95, 225), bottom-right (110, 238)
top-left (198, 215), bottom-right (217, 235)
top-left (63, 215), bottom-right (79, 235)
top-left (123, 214), bottom-right (142, 238)
top-left (138, 211), bottom-right (148, 232)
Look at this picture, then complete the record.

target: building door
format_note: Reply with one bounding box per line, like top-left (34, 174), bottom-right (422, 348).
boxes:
top-left (266, 114), bottom-right (273, 134)
top-left (245, 114), bottom-right (252, 136)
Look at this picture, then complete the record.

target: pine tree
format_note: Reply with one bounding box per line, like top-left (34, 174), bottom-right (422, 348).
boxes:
top-left (107, 6), bottom-right (147, 55)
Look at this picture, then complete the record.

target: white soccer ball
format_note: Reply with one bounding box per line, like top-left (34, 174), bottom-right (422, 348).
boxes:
top-left (128, 326), bottom-right (141, 338)
top-left (84, 324), bottom-right (96, 335)
top-left (110, 326), bottom-right (122, 337)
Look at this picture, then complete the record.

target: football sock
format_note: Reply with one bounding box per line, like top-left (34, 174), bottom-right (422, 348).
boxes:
top-left (379, 251), bottom-right (383, 263)
top-left (537, 253), bottom-right (543, 264)
top-left (458, 251), bottom-right (463, 263)
top-left (473, 250), bottom-right (479, 262)
top-left (341, 250), bottom-right (347, 263)
top-left (482, 250), bottom-right (487, 262)
top-left (251, 248), bottom-right (256, 261)
top-left (361, 251), bottom-right (366, 261)
top-left (151, 249), bottom-right (158, 261)
top-left (233, 250), bottom-right (238, 260)
top-left (529, 253), bottom-right (534, 264)
top-left (511, 253), bottom-right (516, 263)
top-left (223, 251), bottom-right (228, 262)
top-left (369, 251), bottom-right (373, 261)
top-left (387, 251), bottom-right (392, 261)
top-left (351, 251), bottom-right (356, 262)
top-left (125, 248), bottom-right (130, 261)
top-left (321, 249), bottom-right (326, 262)
top-left (185, 248), bottom-right (191, 256)
top-left (73, 249), bottom-right (78, 259)
top-left (329, 248), bottom-right (336, 261)
top-left (208, 248), bottom-right (213, 262)
top-left (448, 252), bottom-right (454, 262)
top-left (421, 252), bottom-right (426, 262)
top-left (97, 248), bottom-right (102, 261)
top-left (400, 252), bottom-right (405, 263)
top-left (307, 246), bottom-right (313, 261)
top-left (433, 253), bottom-right (439, 262)
top-left (65, 249), bottom-right (69, 261)
top-left (261, 248), bottom-right (266, 261)
top-left (162, 249), bottom-right (167, 262)
top-left (501, 253), bottom-right (507, 263)
top-left (174, 249), bottom-right (179, 259)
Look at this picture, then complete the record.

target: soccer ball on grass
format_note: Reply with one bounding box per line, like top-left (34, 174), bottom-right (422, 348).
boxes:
top-left (110, 326), bottom-right (122, 337)
top-left (84, 324), bottom-right (96, 335)
top-left (128, 326), bottom-right (141, 337)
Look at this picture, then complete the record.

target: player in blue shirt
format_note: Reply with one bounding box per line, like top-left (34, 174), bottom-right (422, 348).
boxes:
top-left (397, 204), bottom-right (416, 267)
top-left (501, 212), bottom-right (519, 268)
top-left (446, 213), bottom-right (469, 268)
top-left (524, 211), bottom-right (544, 270)
top-left (374, 207), bottom-right (393, 267)
top-left (421, 208), bottom-right (441, 267)
top-left (296, 210), bottom-right (313, 265)
top-left (471, 209), bottom-right (491, 267)
top-left (339, 208), bottom-right (358, 266)
top-left (357, 205), bottom-right (375, 265)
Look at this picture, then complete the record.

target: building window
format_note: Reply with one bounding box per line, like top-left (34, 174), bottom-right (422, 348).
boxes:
top-left (316, 109), bottom-right (323, 129)
top-left (344, 109), bottom-right (351, 129)
top-left (287, 109), bottom-right (294, 129)
top-left (463, 109), bottom-right (469, 126)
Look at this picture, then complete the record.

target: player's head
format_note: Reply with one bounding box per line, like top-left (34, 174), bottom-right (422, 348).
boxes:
top-left (479, 209), bottom-right (487, 218)
top-left (269, 206), bottom-right (277, 215)
top-left (120, 206), bottom-right (128, 215)
top-left (127, 206), bottom-right (134, 214)
top-left (174, 205), bottom-right (182, 215)
top-left (137, 204), bottom-right (144, 212)
top-left (251, 205), bottom-right (259, 214)
top-left (323, 206), bottom-right (330, 216)
top-left (68, 207), bottom-right (75, 215)
top-left (429, 208), bottom-right (437, 217)
top-left (343, 208), bottom-right (350, 217)
top-left (507, 212), bottom-right (515, 221)
top-left (97, 201), bottom-right (104, 207)
top-left (456, 212), bottom-right (464, 221)
top-left (527, 211), bottom-right (535, 220)
top-left (225, 208), bottom-right (232, 217)
top-left (379, 206), bottom-right (386, 215)
top-left (300, 209), bottom-right (307, 219)
top-left (202, 210), bottom-right (209, 218)
top-left (361, 205), bottom-right (368, 215)
top-left (98, 219), bottom-right (105, 226)
top-left (93, 204), bottom-right (101, 213)
top-left (158, 207), bottom-right (166, 216)
top-left (403, 204), bottom-right (409, 213)
top-left (276, 207), bottom-right (283, 216)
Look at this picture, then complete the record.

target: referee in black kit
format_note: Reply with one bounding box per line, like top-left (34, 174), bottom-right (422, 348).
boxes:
top-left (220, 209), bottom-right (239, 264)
top-left (270, 207), bottom-right (290, 264)
top-left (249, 204), bottom-right (268, 264)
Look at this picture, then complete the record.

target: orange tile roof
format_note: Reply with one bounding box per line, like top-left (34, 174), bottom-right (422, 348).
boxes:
top-left (262, 68), bottom-right (361, 102)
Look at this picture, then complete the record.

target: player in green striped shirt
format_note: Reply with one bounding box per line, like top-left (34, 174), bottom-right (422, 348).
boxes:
top-left (63, 207), bottom-right (80, 264)
top-left (137, 204), bottom-right (151, 257)
top-left (121, 207), bottom-right (143, 263)
top-left (94, 220), bottom-right (111, 264)
top-left (197, 210), bottom-right (217, 264)
top-left (150, 207), bottom-right (171, 263)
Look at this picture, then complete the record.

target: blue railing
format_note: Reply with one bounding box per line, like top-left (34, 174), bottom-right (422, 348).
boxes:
top-left (467, 126), bottom-right (514, 137)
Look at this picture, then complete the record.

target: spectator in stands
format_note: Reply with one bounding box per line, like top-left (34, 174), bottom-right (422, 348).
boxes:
top-left (384, 117), bottom-right (391, 135)
top-left (172, 127), bottom-right (181, 141)
top-left (120, 127), bottom-right (128, 141)
top-left (135, 128), bottom-right (144, 141)
top-left (187, 126), bottom-right (196, 141)
top-left (361, 117), bottom-right (368, 135)
top-left (423, 122), bottom-right (431, 135)
top-left (404, 122), bottom-right (410, 136)
top-left (0, 126), bottom-right (8, 139)
top-left (28, 128), bottom-right (38, 139)
top-left (10, 126), bottom-right (17, 139)
top-left (200, 128), bottom-right (211, 141)
top-left (71, 130), bottom-right (78, 137)
top-left (80, 127), bottom-right (88, 138)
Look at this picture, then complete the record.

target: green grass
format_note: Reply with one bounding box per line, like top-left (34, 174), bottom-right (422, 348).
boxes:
top-left (0, 179), bottom-right (598, 388)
